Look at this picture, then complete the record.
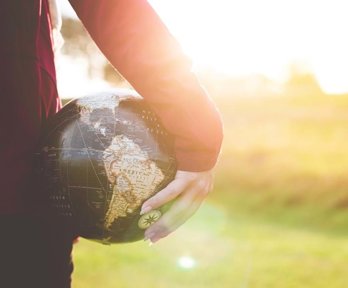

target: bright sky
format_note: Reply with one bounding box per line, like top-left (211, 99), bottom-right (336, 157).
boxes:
top-left (60, 0), bottom-right (348, 94)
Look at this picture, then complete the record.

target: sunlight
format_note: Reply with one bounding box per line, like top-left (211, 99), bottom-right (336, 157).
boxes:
top-left (55, 54), bottom-right (113, 98)
top-left (177, 256), bottom-right (197, 269)
top-left (59, 0), bottom-right (348, 94)
top-left (149, 0), bottom-right (348, 93)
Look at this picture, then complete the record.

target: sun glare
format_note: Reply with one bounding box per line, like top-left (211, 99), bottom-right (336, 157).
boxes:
top-left (177, 256), bottom-right (197, 269)
top-left (149, 0), bottom-right (348, 93)
top-left (59, 0), bottom-right (348, 94)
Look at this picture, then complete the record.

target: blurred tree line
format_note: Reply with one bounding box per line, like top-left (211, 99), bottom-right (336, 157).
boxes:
top-left (61, 17), bottom-right (325, 99)
top-left (61, 17), bottom-right (126, 85)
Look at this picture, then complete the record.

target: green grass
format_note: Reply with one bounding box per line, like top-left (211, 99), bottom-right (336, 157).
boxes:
top-left (215, 94), bottom-right (348, 208)
top-left (71, 93), bottom-right (348, 287)
top-left (72, 202), bottom-right (348, 288)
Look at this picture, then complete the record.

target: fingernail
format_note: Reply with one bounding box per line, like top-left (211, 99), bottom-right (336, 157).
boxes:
top-left (140, 205), bottom-right (152, 215)
top-left (143, 238), bottom-right (154, 246)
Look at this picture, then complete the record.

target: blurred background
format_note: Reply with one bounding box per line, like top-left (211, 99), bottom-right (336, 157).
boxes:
top-left (58, 1), bottom-right (348, 287)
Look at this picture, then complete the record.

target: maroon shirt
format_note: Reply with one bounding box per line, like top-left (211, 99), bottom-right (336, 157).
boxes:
top-left (0, 0), bottom-right (223, 214)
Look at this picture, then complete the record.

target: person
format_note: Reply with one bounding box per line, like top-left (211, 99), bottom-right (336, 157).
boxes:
top-left (0, 0), bottom-right (223, 287)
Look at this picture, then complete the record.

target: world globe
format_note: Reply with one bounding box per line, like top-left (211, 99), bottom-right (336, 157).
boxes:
top-left (40, 89), bottom-right (177, 244)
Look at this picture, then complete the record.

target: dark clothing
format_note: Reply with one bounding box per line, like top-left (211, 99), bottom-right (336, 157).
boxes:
top-left (0, 0), bottom-right (60, 213)
top-left (0, 213), bottom-right (76, 288)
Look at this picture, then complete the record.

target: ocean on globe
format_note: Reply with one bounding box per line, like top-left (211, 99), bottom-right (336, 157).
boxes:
top-left (40, 89), bottom-right (177, 244)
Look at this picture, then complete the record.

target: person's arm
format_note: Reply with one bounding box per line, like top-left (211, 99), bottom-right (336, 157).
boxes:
top-left (48, 0), bottom-right (64, 51)
top-left (69, 0), bottom-right (223, 242)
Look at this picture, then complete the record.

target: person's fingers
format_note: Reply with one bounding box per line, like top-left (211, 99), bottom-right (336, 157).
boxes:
top-left (140, 169), bottom-right (212, 214)
top-left (140, 177), bottom-right (190, 215)
top-left (141, 169), bottom-right (214, 242)
top-left (145, 195), bottom-right (203, 243)
top-left (144, 180), bottom-right (210, 242)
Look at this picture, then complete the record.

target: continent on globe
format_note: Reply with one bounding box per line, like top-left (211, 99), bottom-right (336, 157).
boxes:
top-left (103, 134), bottom-right (165, 229)
top-left (39, 89), bottom-right (176, 244)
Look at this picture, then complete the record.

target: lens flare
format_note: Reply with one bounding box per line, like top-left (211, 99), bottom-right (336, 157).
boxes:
top-left (177, 256), bottom-right (196, 269)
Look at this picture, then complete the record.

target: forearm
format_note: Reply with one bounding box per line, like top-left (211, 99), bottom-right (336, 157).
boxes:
top-left (69, 0), bottom-right (223, 171)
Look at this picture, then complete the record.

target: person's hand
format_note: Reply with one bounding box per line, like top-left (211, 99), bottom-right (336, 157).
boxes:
top-left (140, 169), bottom-right (214, 243)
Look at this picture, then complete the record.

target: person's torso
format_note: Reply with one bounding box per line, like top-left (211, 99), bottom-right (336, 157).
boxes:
top-left (0, 0), bottom-right (60, 213)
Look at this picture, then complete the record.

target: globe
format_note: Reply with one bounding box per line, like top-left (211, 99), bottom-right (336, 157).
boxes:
top-left (40, 89), bottom-right (177, 244)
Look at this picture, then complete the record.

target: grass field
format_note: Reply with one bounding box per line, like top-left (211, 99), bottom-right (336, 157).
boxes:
top-left (72, 203), bottom-right (348, 288)
top-left (71, 93), bottom-right (348, 287)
